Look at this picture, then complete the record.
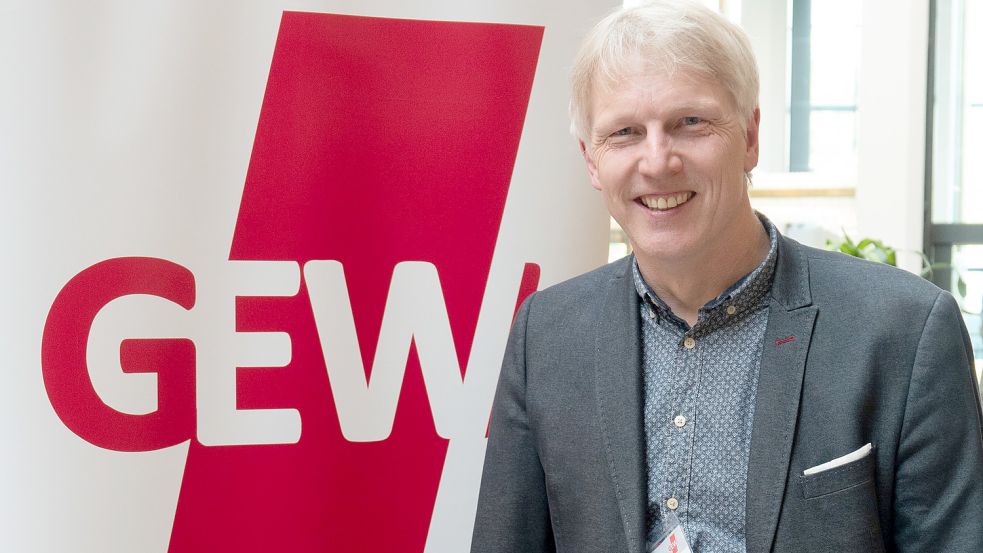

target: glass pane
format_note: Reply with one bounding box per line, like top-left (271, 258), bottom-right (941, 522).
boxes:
top-left (808, 111), bottom-right (858, 177)
top-left (951, 245), bottom-right (983, 381)
top-left (962, 105), bottom-right (983, 221)
top-left (787, 0), bottom-right (861, 175)
top-left (809, 0), bottom-right (861, 107)
top-left (932, 0), bottom-right (983, 223)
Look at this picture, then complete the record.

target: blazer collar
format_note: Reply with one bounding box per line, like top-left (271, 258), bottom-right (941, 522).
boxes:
top-left (769, 233), bottom-right (813, 310)
top-left (745, 235), bottom-right (818, 553)
top-left (593, 257), bottom-right (647, 553)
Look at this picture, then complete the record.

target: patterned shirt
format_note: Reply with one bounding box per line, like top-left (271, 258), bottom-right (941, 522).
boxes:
top-left (633, 217), bottom-right (778, 552)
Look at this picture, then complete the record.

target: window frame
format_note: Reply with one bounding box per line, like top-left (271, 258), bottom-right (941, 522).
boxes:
top-left (924, 0), bottom-right (983, 292)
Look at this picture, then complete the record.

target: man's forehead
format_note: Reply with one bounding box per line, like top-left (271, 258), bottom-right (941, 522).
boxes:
top-left (586, 61), bottom-right (747, 134)
top-left (589, 64), bottom-right (729, 114)
top-left (594, 56), bottom-right (717, 94)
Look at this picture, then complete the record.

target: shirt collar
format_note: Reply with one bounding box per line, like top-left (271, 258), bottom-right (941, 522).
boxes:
top-left (631, 212), bottom-right (779, 333)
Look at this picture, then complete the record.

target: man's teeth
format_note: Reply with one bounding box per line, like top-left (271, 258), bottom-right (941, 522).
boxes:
top-left (641, 192), bottom-right (692, 211)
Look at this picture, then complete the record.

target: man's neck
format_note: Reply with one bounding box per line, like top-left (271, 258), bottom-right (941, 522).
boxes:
top-left (636, 212), bottom-right (771, 327)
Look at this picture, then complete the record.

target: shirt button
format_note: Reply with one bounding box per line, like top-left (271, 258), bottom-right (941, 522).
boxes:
top-left (726, 305), bottom-right (737, 316)
top-left (666, 497), bottom-right (679, 510)
top-left (683, 337), bottom-right (696, 349)
top-left (674, 415), bottom-right (687, 428)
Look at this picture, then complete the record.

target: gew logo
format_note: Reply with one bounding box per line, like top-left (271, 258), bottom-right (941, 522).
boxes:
top-left (40, 13), bottom-right (543, 552)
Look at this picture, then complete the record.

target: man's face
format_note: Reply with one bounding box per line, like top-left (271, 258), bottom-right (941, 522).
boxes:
top-left (582, 62), bottom-right (760, 265)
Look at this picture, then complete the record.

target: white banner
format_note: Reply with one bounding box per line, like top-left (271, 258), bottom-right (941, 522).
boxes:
top-left (1, 1), bottom-right (615, 551)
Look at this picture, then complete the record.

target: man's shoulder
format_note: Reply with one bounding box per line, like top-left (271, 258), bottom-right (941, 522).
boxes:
top-left (520, 256), bottom-right (631, 326)
top-left (789, 239), bottom-right (944, 308)
top-left (537, 256), bottom-right (630, 299)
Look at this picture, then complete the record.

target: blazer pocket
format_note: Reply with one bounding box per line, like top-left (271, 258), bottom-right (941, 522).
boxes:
top-left (783, 447), bottom-right (885, 553)
top-left (800, 446), bottom-right (876, 499)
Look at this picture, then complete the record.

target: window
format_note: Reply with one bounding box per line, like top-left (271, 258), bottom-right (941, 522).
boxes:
top-left (788, 0), bottom-right (861, 177)
top-left (927, 0), bottom-right (983, 378)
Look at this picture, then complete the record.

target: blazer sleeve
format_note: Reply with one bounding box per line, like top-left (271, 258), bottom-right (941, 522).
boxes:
top-left (470, 294), bottom-right (556, 553)
top-left (892, 291), bottom-right (983, 551)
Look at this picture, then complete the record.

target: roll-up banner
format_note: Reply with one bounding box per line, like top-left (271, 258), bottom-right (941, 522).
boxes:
top-left (1, 1), bottom-right (615, 551)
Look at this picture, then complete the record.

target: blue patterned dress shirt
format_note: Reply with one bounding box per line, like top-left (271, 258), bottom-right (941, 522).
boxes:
top-left (633, 217), bottom-right (778, 552)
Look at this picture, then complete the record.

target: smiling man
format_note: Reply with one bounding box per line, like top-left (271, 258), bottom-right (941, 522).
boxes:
top-left (583, 58), bottom-right (768, 327)
top-left (470, 2), bottom-right (983, 553)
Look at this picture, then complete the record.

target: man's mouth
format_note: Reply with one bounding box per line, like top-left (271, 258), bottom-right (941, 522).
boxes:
top-left (638, 192), bottom-right (694, 211)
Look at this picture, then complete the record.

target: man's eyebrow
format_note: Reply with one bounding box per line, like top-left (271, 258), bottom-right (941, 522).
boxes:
top-left (590, 97), bottom-right (725, 126)
top-left (590, 111), bottom-right (639, 132)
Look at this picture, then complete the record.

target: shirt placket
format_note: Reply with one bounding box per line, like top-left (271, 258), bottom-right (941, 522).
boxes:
top-left (661, 328), bottom-right (700, 521)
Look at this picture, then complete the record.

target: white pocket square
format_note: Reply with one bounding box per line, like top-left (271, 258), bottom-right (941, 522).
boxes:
top-left (803, 443), bottom-right (873, 476)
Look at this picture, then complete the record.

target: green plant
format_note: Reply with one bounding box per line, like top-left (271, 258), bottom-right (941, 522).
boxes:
top-left (826, 232), bottom-right (897, 266)
top-left (826, 231), bottom-right (968, 299)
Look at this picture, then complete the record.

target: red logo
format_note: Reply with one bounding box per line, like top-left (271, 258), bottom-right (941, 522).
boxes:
top-left (41, 12), bottom-right (543, 551)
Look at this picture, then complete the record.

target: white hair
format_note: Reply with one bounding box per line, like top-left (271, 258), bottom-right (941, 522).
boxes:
top-left (570, 0), bottom-right (759, 143)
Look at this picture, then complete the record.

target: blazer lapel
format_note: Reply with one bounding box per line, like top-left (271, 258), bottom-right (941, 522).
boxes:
top-left (746, 237), bottom-right (817, 553)
top-left (593, 260), bottom-right (647, 553)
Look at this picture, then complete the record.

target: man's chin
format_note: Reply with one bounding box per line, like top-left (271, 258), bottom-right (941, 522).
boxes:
top-left (630, 237), bottom-right (699, 266)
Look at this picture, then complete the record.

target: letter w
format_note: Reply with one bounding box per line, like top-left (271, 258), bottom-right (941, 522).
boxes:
top-left (305, 260), bottom-right (512, 443)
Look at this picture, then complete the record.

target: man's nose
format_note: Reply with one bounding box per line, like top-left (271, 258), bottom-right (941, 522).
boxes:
top-left (638, 131), bottom-right (683, 177)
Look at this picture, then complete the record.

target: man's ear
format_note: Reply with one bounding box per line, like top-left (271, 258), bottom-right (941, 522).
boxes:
top-left (744, 107), bottom-right (761, 172)
top-left (580, 140), bottom-right (603, 191)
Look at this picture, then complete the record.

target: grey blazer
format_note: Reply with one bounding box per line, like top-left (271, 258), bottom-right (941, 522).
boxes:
top-left (471, 235), bottom-right (983, 553)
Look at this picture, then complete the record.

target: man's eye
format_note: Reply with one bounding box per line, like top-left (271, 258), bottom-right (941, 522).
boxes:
top-left (611, 127), bottom-right (633, 137)
top-left (682, 116), bottom-right (703, 126)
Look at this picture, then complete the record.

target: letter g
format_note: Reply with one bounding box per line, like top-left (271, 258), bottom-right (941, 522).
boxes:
top-left (41, 257), bottom-right (195, 451)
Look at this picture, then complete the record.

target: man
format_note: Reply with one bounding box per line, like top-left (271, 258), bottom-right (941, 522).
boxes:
top-left (470, 1), bottom-right (983, 552)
